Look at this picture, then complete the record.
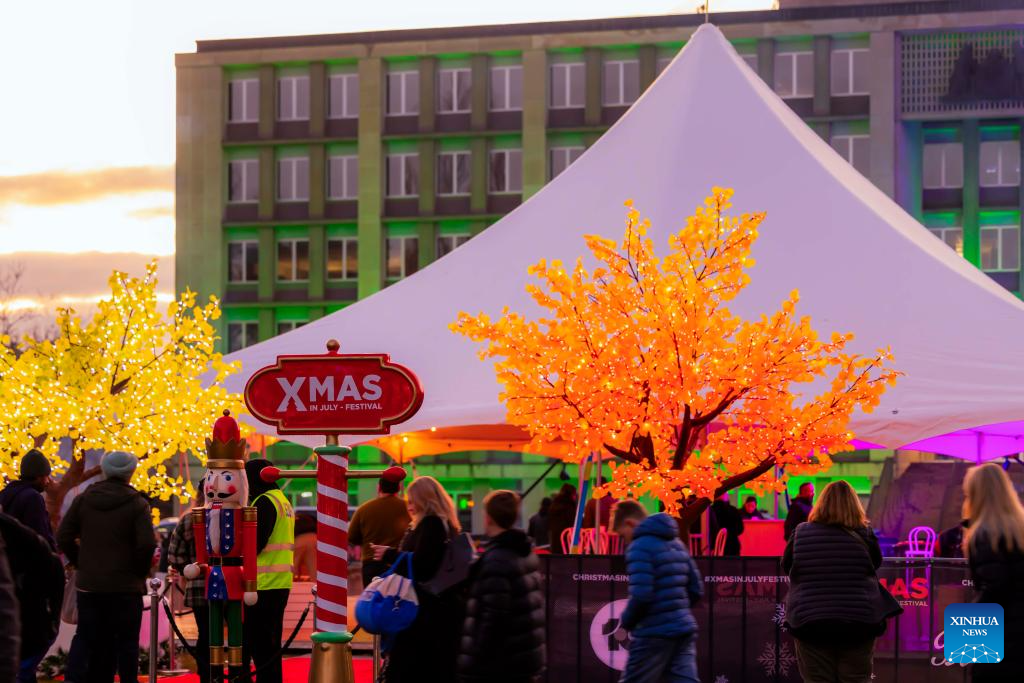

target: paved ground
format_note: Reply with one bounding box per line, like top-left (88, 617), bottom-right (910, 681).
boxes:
top-left (162, 656), bottom-right (373, 681)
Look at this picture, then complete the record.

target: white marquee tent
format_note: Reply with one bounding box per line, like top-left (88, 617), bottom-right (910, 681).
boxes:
top-left (222, 24), bottom-right (1024, 463)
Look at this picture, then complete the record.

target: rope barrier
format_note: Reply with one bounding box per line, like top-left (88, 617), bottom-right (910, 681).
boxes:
top-left (162, 600), bottom-right (198, 659)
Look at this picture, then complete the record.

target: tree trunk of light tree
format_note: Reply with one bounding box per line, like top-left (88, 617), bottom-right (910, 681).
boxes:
top-left (605, 436), bottom-right (779, 547)
top-left (43, 438), bottom-right (101, 531)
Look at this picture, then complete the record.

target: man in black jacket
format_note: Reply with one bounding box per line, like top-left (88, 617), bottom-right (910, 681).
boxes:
top-left (710, 493), bottom-right (745, 556)
top-left (784, 482), bottom-right (815, 541)
top-left (0, 449), bottom-right (56, 549)
top-left (0, 512), bottom-right (64, 683)
top-left (57, 451), bottom-right (155, 683)
top-left (458, 490), bottom-right (544, 683)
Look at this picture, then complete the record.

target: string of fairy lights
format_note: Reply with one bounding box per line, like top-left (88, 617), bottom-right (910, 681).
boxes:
top-left (453, 188), bottom-right (899, 513)
top-left (0, 262), bottom-right (247, 501)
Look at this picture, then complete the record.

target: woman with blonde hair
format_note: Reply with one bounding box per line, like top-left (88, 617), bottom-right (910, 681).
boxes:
top-left (782, 480), bottom-right (902, 682)
top-left (371, 476), bottom-right (463, 682)
top-left (962, 463), bottom-right (1024, 682)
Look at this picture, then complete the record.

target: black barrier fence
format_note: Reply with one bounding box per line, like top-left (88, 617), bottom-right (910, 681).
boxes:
top-left (543, 556), bottom-right (973, 683)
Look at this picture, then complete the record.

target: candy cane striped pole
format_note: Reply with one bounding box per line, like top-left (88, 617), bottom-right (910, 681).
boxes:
top-left (313, 441), bottom-right (351, 633)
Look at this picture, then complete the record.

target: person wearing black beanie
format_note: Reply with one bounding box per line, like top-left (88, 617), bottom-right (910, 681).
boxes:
top-left (0, 449), bottom-right (62, 683)
top-left (0, 449), bottom-right (55, 548)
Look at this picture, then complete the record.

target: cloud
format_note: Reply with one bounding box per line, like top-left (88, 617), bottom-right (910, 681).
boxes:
top-left (0, 166), bottom-right (173, 208)
top-left (0, 252), bottom-right (175, 302)
top-left (129, 205), bottom-right (174, 220)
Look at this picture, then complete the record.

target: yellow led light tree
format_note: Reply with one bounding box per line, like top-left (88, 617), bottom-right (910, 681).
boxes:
top-left (0, 262), bottom-right (245, 503)
top-left (453, 188), bottom-right (899, 520)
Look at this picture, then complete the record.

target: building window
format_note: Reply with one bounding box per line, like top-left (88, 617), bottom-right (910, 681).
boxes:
top-left (741, 54), bottom-right (758, 72)
top-left (278, 76), bottom-right (310, 121)
top-left (980, 140), bottom-right (1021, 188)
top-left (489, 149), bottom-right (523, 194)
top-left (830, 49), bottom-right (869, 96)
top-left (923, 142), bottom-right (964, 189)
top-left (550, 146), bottom-right (584, 179)
top-left (228, 159), bottom-right (259, 203)
top-left (437, 151), bottom-right (471, 196)
top-left (227, 241), bottom-right (259, 282)
top-left (327, 238), bottom-right (358, 280)
top-left (436, 233), bottom-right (470, 258)
top-left (277, 239), bottom-right (310, 281)
top-left (490, 65), bottom-right (523, 111)
top-left (438, 68), bottom-right (471, 114)
top-left (277, 321), bottom-right (305, 334)
top-left (550, 62), bottom-right (585, 109)
top-left (227, 322), bottom-right (259, 353)
top-left (773, 51), bottom-right (813, 98)
top-left (328, 155), bottom-right (358, 200)
top-left (386, 154), bottom-right (420, 197)
top-left (387, 71), bottom-right (419, 116)
top-left (602, 60), bottom-right (640, 106)
top-left (386, 236), bottom-right (419, 279)
top-left (277, 157), bottom-right (310, 201)
top-left (228, 79), bottom-right (259, 123)
top-left (981, 225), bottom-right (1020, 272)
top-left (328, 73), bottom-right (359, 119)
top-left (656, 57), bottom-right (672, 75)
top-left (830, 135), bottom-right (870, 176)
top-left (929, 227), bottom-right (963, 256)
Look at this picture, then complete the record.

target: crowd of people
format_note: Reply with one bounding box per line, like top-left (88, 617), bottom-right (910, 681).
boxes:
top-left (531, 481), bottom-right (808, 558)
top-left (0, 448), bottom-right (1022, 683)
top-left (0, 448), bottom-right (304, 683)
top-left (346, 463), bottom-right (1024, 683)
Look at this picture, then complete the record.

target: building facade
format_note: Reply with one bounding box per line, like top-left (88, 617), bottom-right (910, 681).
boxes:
top-left (176, 0), bottom-right (1024, 524)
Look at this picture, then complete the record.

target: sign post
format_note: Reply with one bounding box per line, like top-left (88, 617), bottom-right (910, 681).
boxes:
top-left (244, 339), bottom-right (423, 683)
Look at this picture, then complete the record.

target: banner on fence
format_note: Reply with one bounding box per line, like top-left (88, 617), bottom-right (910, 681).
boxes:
top-left (543, 556), bottom-right (972, 683)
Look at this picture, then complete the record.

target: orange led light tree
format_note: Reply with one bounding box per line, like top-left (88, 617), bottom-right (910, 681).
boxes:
top-left (453, 188), bottom-right (899, 523)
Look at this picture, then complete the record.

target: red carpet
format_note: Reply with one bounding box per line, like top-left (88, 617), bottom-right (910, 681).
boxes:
top-left (160, 656), bottom-right (372, 682)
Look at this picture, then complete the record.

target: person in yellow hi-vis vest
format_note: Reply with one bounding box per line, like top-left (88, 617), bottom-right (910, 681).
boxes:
top-left (243, 459), bottom-right (295, 683)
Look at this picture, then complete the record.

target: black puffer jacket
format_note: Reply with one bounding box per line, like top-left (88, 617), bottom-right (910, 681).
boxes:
top-left (57, 479), bottom-right (155, 594)
top-left (782, 522), bottom-right (900, 643)
top-left (0, 512), bottom-right (64, 658)
top-left (968, 532), bottom-right (1024, 681)
top-left (0, 535), bottom-right (19, 683)
top-left (458, 529), bottom-right (545, 682)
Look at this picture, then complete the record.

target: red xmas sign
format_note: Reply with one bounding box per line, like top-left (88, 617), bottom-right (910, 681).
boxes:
top-left (244, 344), bottom-right (424, 435)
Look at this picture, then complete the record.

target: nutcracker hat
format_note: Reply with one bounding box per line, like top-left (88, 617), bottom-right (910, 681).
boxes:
top-left (206, 409), bottom-right (246, 469)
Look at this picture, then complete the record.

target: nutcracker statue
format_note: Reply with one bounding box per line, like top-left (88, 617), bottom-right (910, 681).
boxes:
top-left (184, 410), bottom-right (259, 682)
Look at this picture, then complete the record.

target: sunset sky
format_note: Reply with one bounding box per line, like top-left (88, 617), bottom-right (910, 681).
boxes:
top-left (0, 0), bottom-right (772, 314)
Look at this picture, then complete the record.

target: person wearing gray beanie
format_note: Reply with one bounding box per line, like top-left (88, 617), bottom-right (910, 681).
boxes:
top-left (57, 450), bottom-right (154, 683)
top-left (100, 451), bottom-right (138, 482)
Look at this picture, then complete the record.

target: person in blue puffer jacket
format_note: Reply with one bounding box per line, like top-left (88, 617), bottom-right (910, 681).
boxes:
top-left (612, 500), bottom-right (703, 683)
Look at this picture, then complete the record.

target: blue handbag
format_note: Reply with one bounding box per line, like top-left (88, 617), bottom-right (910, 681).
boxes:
top-left (355, 552), bottom-right (420, 635)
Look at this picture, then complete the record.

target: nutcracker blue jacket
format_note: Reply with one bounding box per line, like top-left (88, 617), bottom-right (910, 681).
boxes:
top-left (621, 513), bottom-right (703, 638)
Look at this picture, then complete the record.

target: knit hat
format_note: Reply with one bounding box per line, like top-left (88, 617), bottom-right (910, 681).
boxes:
top-left (20, 449), bottom-right (51, 480)
top-left (101, 451), bottom-right (138, 481)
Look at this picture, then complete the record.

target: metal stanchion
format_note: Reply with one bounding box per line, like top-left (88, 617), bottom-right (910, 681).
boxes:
top-left (148, 578), bottom-right (162, 683)
top-left (372, 635), bottom-right (381, 679)
top-left (159, 589), bottom-right (190, 675)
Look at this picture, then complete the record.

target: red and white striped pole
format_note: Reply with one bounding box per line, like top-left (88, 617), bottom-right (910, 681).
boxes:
top-left (312, 440), bottom-right (350, 632)
top-left (262, 448), bottom-right (405, 682)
